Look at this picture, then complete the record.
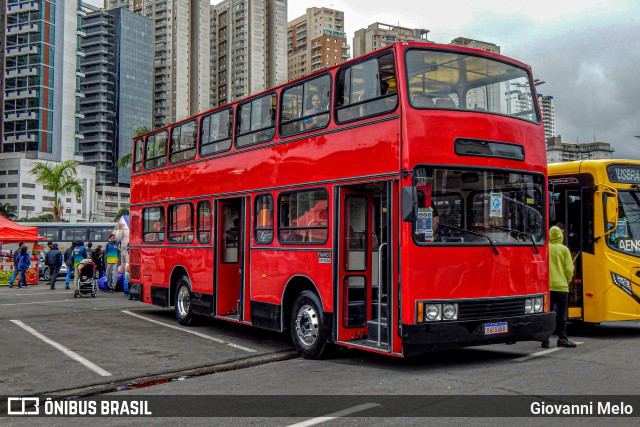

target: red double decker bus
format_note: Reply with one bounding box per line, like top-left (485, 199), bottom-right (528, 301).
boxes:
top-left (128, 42), bottom-right (554, 358)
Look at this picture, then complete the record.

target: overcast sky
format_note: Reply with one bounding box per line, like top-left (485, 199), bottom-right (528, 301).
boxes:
top-left (87, 0), bottom-right (640, 159)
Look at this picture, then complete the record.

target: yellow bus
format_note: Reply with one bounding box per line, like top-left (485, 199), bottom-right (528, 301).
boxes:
top-left (548, 159), bottom-right (640, 323)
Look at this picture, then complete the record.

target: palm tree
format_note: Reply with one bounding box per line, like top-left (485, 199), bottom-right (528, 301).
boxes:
top-left (0, 202), bottom-right (17, 220)
top-left (116, 125), bottom-right (151, 169)
top-left (30, 160), bottom-right (85, 222)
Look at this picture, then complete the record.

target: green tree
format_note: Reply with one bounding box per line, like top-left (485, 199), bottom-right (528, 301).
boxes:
top-left (0, 202), bottom-right (17, 220)
top-left (116, 125), bottom-right (151, 169)
top-left (114, 207), bottom-right (130, 222)
top-left (30, 160), bottom-right (85, 222)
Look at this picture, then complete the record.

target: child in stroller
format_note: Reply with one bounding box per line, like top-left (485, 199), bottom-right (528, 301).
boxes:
top-left (75, 258), bottom-right (97, 298)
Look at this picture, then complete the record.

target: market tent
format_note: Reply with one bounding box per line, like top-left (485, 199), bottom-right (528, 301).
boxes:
top-left (0, 215), bottom-right (44, 244)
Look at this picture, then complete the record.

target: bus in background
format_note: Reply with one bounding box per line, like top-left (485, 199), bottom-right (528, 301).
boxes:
top-left (549, 159), bottom-right (640, 323)
top-left (129, 41), bottom-right (554, 358)
top-left (17, 222), bottom-right (115, 280)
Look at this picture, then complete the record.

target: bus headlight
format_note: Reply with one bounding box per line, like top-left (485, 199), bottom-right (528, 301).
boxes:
top-left (442, 303), bottom-right (458, 320)
top-left (524, 298), bottom-right (533, 314)
top-left (533, 296), bottom-right (543, 313)
top-left (611, 273), bottom-right (633, 295)
top-left (425, 304), bottom-right (441, 321)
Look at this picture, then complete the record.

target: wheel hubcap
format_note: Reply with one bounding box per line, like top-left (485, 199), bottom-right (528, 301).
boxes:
top-left (295, 303), bottom-right (319, 347)
top-left (177, 286), bottom-right (190, 318)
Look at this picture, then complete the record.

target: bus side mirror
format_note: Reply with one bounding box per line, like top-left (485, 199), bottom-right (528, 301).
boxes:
top-left (548, 191), bottom-right (556, 222)
top-left (606, 194), bottom-right (618, 226)
top-left (402, 186), bottom-right (418, 222)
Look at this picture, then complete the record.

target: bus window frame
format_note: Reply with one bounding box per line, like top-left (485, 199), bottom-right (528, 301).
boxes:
top-left (277, 188), bottom-right (329, 245)
top-left (279, 73), bottom-right (332, 138)
top-left (404, 47), bottom-right (541, 124)
top-left (167, 203), bottom-right (194, 244)
top-left (169, 119), bottom-right (197, 164)
top-left (197, 200), bottom-right (212, 244)
top-left (142, 206), bottom-right (166, 243)
top-left (144, 130), bottom-right (168, 170)
top-left (133, 137), bottom-right (144, 172)
top-left (334, 51), bottom-right (399, 125)
top-left (235, 92), bottom-right (277, 148)
top-left (254, 194), bottom-right (274, 245)
top-left (200, 107), bottom-right (233, 157)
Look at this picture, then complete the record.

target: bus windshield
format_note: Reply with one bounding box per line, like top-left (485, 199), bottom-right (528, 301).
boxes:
top-left (406, 49), bottom-right (539, 122)
top-left (412, 167), bottom-right (545, 245)
top-left (608, 190), bottom-right (640, 257)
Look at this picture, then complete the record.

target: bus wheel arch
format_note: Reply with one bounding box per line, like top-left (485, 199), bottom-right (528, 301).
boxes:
top-left (283, 276), bottom-right (330, 359)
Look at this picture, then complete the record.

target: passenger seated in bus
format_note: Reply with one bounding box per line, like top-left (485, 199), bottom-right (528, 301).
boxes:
top-left (435, 98), bottom-right (457, 109)
top-left (303, 93), bottom-right (327, 130)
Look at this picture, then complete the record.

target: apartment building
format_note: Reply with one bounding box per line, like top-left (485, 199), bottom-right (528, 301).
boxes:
top-left (210, 0), bottom-right (287, 107)
top-left (287, 7), bottom-right (349, 82)
top-left (450, 37), bottom-right (500, 54)
top-left (538, 94), bottom-right (556, 141)
top-left (352, 22), bottom-right (429, 57)
top-left (106, 0), bottom-right (210, 128)
top-left (1, 0), bottom-right (96, 222)
top-left (547, 136), bottom-right (615, 163)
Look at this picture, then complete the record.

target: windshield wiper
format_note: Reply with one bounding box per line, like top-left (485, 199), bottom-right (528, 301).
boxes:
top-left (440, 223), bottom-right (499, 255)
top-left (487, 225), bottom-right (539, 254)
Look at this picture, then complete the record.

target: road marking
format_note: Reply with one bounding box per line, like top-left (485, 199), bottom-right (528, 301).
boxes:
top-left (3, 291), bottom-right (63, 296)
top-left (122, 310), bottom-right (257, 353)
top-left (515, 341), bottom-right (584, 362)
top-left (10, 319), bottom-right (112, 377)
top-left (286, 403), bottom-right (381, 427)
top-left (0, 299), bottom-right (71, 306)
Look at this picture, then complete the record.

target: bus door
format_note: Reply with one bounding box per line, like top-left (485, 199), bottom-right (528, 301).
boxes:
top-left (337, 186), bottom-right (392, 347)
top-left (215, 198), bottom-right (247, 320)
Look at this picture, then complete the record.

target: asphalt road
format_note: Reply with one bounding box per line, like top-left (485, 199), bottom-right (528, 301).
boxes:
top-left (1, 282), bottom-right (639, 426)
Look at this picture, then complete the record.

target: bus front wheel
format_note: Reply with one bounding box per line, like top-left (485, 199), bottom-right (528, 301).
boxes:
top-left (175, 277), bottom-right (194, 326)
top-left (290, 290), bottom-right (329, 359)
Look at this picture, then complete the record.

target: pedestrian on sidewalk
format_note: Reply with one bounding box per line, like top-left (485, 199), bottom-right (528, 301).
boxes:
top-left (105, 234), bottom-right (121, 292)
top-left (7, 242), bottom-right (24, 288)
top-left (16, 245), bottom-right (31, 288)
top-left (45, 243), bottom-right (63, 289)
top-left (549, 225), bottom-right (576, 348)
top-left (64, 241), bottom-right (76, 290)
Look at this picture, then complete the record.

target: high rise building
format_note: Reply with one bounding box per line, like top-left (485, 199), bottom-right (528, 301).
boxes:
top-left (210, 0), bottom-right (287, 107)
top-left (287, 7), bottom-right (349, 82)
top-left (352, 22), bottom-right (429, 57)
top-left (538, 94), bottom-right (556, 140)
top-left (106, 0), bottom-right (211, 128)
top-left (1, 0), bottom-right (96, 222)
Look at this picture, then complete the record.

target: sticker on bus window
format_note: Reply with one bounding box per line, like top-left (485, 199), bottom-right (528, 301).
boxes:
top-left (489, 193), bottom-right (503, 218)
top-left (616, 219), bottom-right (629, 238)
top-left (416, 208), bottom-right (434, 241)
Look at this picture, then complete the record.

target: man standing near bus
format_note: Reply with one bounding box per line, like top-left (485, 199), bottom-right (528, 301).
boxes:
top-left (64, 241), bottom-right (76, 290)
top-left (549, 225), bottom-right (577, 348)
top-left (7, 242), bottom-right (24, 288)
top-left (105, 234), bottom-right (121, 292)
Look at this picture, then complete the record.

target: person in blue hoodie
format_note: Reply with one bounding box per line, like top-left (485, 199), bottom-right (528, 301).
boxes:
top-left (549, 225), bottom-right (576, 348)
top-left (16, 245), bottom-right (31, 289)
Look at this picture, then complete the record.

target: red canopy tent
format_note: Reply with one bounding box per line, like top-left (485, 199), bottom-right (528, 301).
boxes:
top-left (0, 215), bottom-right (44, 244)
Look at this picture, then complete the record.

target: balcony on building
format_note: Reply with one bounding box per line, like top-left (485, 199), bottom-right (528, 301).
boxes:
top-left (6, 45), bottom-right (39, 57)
top-left (4, 133), bottom-right (37, 143)
top-left (7, 1), bottom-right (40, 14)
top-left (4, 111), bottom-right (39, 122)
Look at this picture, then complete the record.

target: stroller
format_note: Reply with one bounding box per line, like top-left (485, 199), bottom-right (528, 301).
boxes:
top-left (74, 259), bottom-right (97, 298)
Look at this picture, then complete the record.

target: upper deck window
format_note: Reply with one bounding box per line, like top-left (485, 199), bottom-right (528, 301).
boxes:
top-left (335, 52), bottom-right (398, 123)
top-left (406, 49), bottom-right (539, 123)
top-left (280, 74), bottom-right (330, 136)
top-left (144, 130), bottom-right (168, 169)
top-left (170, 119), bottom-right (197, 163)
top-left (236, 93), bottom-right (277, 147)
top-left (200, 108), bottom-right (233, 156)
top-left (133, 138), bottom-right (143, 172)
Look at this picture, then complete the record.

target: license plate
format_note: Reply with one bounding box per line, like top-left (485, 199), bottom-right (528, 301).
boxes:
top-left (484, 321), bottom-right (508, 335)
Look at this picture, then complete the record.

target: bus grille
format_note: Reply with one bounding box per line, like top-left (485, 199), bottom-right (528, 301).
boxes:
top-left (129, 248), bottom-right (140, 264)
top-left (130, 264), bottom-right (140, 281)
top-left (457, 298), bottom-right (524, 320)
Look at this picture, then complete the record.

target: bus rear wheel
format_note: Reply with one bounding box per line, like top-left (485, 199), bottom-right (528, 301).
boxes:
top-left (290, 290), bottom-right (329, 359)
top-left (175, 277), bottom-right (194, 326)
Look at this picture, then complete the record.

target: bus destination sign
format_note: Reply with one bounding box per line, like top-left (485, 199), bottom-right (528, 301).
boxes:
top-left (607, 165), bottom-right (640, 184)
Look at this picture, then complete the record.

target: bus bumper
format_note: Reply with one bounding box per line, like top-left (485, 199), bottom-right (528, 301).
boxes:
top-left (401, 312), bottom-right (555, 357)
top-left (129, 282), bottom-right (143, 301)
